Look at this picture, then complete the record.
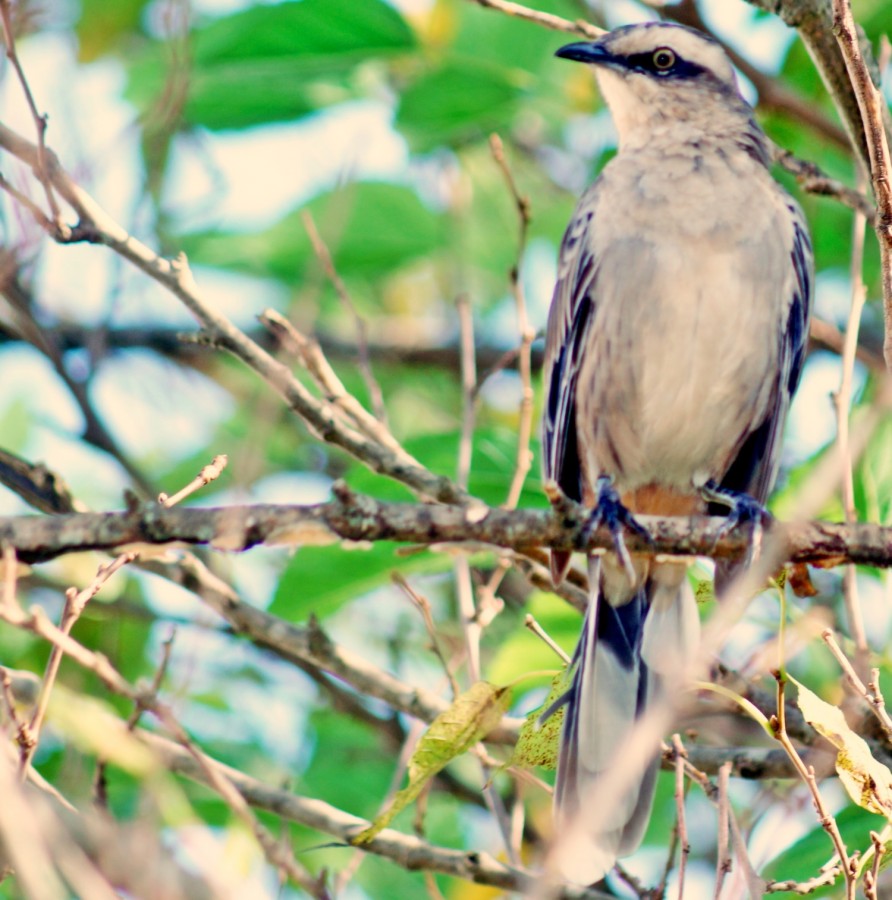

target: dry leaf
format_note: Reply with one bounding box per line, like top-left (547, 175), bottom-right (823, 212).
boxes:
top-left (794, 677), bottom-right (892, 819)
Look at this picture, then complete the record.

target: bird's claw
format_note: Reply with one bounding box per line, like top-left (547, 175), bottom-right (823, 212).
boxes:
top-left (701, 480), bottom-right (771, 560)
top-left (581, 476), bottom-right (649, 583)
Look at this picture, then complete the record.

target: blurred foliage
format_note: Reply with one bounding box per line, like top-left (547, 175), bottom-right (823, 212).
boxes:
top-left (0, 0), bottom-right (890, 897)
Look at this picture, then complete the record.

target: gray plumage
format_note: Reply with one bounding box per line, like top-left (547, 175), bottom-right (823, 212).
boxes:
top-left (542, 23), bottom-right (813, 884)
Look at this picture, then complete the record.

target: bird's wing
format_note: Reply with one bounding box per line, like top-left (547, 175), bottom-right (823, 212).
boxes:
top-left (714, 199), bottom-right (813, 589)
top-left (717, 198), bottom-right (813, 505)
top-left (541, 186), bottom-right (601, 583)
top-left (542, 184), bottom-right (601, 504)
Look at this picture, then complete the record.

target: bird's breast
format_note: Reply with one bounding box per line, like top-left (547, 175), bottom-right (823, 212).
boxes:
top-left (575, 159), bottom-right (791, 495)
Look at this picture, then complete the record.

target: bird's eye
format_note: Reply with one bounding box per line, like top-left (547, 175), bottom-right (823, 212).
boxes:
top-left (652, 48), bottom-right (676, 71)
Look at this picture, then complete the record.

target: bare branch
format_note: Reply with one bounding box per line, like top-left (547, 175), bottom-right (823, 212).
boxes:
top-left (490, 134), bottom-right (536, 511)
top-left (771, 673), bottom-right (857, 898)
top-left (822, 628), bottom-right (892, 741)
top-left (136, 729), bottom-right (614, 900)
top-left (774, 149), bottom-right (875, 220)
top-left (465, 0), bottom-right (602, 38)
top-left (0, 489), bottom-right (891, 570)
top-left (158, 454), bottom-right (228, 507)
top-left (0, 0), bottom-right (61, 224)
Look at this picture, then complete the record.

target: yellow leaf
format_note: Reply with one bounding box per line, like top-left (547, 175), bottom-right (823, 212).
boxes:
top-left (354, 681), bottom-right (510, 844)
top-left (510, 668), bottom-right (571, 771)
top-left (793, 677), bottom-right (892, 819)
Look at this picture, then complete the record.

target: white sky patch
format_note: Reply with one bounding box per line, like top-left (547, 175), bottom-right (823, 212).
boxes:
top-left (388, 0), bottom-right (436, 12)
top-left (699, 1), bottom-right (795, 73)
top-left (90, 350), bottom-right (235, 458)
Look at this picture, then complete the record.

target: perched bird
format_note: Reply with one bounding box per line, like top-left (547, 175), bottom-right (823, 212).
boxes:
top-left (542, 22), bottom-right (813, 883)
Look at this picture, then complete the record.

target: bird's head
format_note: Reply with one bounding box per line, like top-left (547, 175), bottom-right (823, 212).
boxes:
top-left (557, 23), bottom-right (749, 145)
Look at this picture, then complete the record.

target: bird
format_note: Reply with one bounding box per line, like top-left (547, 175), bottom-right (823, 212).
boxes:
top-left (541, 22), bottom-right (813, 884)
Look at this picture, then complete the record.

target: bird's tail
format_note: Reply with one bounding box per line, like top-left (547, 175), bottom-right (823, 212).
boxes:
top-left (552, 557), bottom-right (699, 885)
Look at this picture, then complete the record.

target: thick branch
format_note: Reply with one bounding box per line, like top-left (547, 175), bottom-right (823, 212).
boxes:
top-left (2, 492), bottom-right (891, 569)
top-left (744, 0), bottom-right (881, 171)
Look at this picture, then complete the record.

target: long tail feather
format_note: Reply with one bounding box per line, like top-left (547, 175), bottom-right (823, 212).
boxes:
top-left (552, 558), bottom-right (698, 885)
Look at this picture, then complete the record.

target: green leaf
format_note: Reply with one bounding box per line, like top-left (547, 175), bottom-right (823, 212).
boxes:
top-left (126, 0), bottom-right (414, 131)
top-left (345, 428), bottom-right (546, 508)
top-left (510, 666), bottom-right (570, 771)
top-left (301, 709), bottom-right (396, 818)
top-left (448, 0), bottom-right (576, 77)
top-left (396, 59), bottom-right (527, 151)
top-left (354, 681), bottom-right (511, 843)
top-left (192, 0), bottom-right (414, 65)
top-left (180, 183), bottom-right (446, 281)
top-left (271, 539), bottom-right (450, 621)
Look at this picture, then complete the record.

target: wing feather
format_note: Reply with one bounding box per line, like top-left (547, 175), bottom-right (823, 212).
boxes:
top-left (542, 186), bottom-right (601, 505)
top-left (714, 201), bottom-right (813, 587)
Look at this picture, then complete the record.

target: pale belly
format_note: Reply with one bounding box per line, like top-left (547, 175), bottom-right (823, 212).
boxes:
top-left (575, 236), bottom-right (785, 496)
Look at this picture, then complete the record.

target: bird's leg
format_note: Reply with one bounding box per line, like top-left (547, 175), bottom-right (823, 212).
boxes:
top-left (581, 475), bottom-right (650, 583)
top-left (700, 479), bottom-right (771, 558)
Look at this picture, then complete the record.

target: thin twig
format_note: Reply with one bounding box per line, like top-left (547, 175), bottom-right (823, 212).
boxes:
top-left (714, 761), bottom-right (733, 900)
top-left (0, 666), bottom-right (28, 750)
top-left (524, 614), bottom-right (571, 665)
top-left (456, 294), bottom-right (476, 491)
top-left (19, 549), bottom-right (139, 780)
top-left (660, 741), bottom-right (766, 897)
top-left (774, 150), bottom-right (875, 220)
top-left (764, 857), bottom-right (844, 894)
top-left (834, 182), bottom-right (870, 679)
top-left (0, 0), bottom-right (61, 224)
top-left (301, 210), bottom-right (388, 424)
top-left (771, 672), bottom-right (856, 899)
top-left (490, 134), bottom-right (535, 510)
top-left (392, 572), bottom-right (461, 699)
top-left (672, 734), bottom-right (690, 900)
top-left (822, 628), bottom-right (892, 741)
top-left (475, 557), bottom-right (508, 629)
top-left (0, 169), bottom-right (52, 228)
top-left (158, 454), bottom-right (228, 507)
top-left (863, 830), bottom-right (883, 900)
top-left (259, 308), bottom-right (413, 461)
top-left (93, 627), bottom-right (176, 808)
top-left (466, 0), bottom-right (602, 38)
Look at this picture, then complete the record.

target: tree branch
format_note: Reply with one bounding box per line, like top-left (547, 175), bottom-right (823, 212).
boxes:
top-left (135, 728), bottom-right (613, 900)
top-left (3, 489), bottom-right (892, 568)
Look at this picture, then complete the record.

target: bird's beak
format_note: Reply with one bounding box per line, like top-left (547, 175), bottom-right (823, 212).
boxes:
top-left (555, 41), bottom-right (612, 65)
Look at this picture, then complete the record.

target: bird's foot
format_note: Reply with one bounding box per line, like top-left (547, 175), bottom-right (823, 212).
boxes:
top-left (700, 480), bottom-right (771, 559)
top-left (581, 476), bottom-right (650, 583)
